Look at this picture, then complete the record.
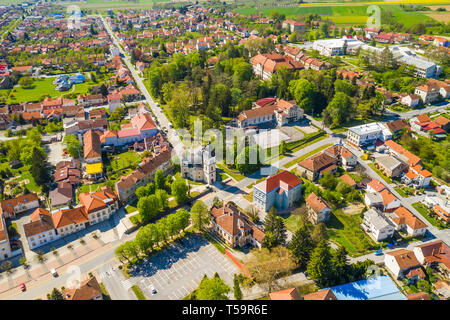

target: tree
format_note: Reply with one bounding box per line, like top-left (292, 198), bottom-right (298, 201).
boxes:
top-left (155, 189), bottom-right (169, 210)
top-left (154, 169), bottom-right (165, 190)
top-left (289, 78), bottom-right (317, 114)
top-left (311, 223), bottom-right (329, 244)
top-left (123, 240), bottom-right (140, 261)
top-left (137, 194), bottom-right (161, 222)
top-left (191, 201), bottom-right (210, 231)
top-left (307, 240), bottom-right (335, 288)
top-left (31, 146), bottom-right (50, 187)
top-left (246, 246), bottom-right (296, 293)
top-left (47, 288), bottom-right (64, 300)
top-left (288, 225), bottom-right (315, 269)
top-left (196, 276), bottom-right (230, 300)
top-left (233, 274), bottom-right (243, 300)
top-left (171, 179), bottom-right (188, 204)
top-left (262, 207), bottom-right (287, 248)
top-left (19, 77), bottom-right (33, 89)
top-left (322, 92), bottom-right (354, 128)
top-left (332, 246), bottom-right (351, 285)
top-left (63, 134), bottom-right (81, 158)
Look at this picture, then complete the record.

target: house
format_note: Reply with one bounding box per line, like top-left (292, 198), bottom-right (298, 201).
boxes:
top-left (346, 122), bottom-right (392, 148)
top-left (361, 208), bottom-right (394, 241)
top-left (49, 183), bottom-right (73, 208)
top-left (62, 276), bottom-right (103, 300)
top-left (402, 165), bottom-right (432, 188)
top-left (302, 289), bottom-right (337, 300)
top-left (253, 170), bottom-right (303, 212)
top-left (181, 144), bottom-right (216, 184)
top-left (380, 189), bottom-right (401, 211)
top-left (0, 193), bottom-right (39, 219)
top-left (282, 19), bottom-right (306, 32)
top-left (23, 208), bottom-right (59, 250)
top-left (386, 206), bottom-right (427, 237)
top-left (0, 214), bottom-right (12, 261)
top-left (273, 99), bottom-right (304, 126)
top-left (423, 195), bottom-right (450, 222)
top-left (384, 119), bottom-right (410, 136)
top-left (400, 94), bottom-right (420, 107)
top-left (83, 130), bottom-right (103, 180)
top-left (415, 83), bottom-right (440, 104)
top-left (269, 288), bottom-right (302, 300)
top-left (406, 292), bottom-right (431, 300)
top-left (115, 146), bottom-right (172, 203)
top-left (364, 192), bottom-right (384, 210)
top-left (210, 202), bottom-right (265, 249)
top-left (384, 249), bottom-right (423, 280)
top-left (107, 93), bottom-right (121, 113)
top-left (52, 207), bottom-right (89, 237)
top-left (323, 144), bottom-right (357, 169)
top-left (305, 192), bottom-right (331, 224)
top-left (250, 53), bottom-right (302, 80)
top-left (78, 186), bottom-right (118, 225)
top-left (374, 155), bottom-right (407, 178)
top-left (413, 240), bottom-right (450, 270)
top-left (434, 116), bottom-right (450, 131)
top-left (78, 94), bottom-right (104, 107)
top-left (297, 152), bottom-right (338, 182)
top-left (339, 174), bottom-right (356, 188)
top-left (384, 139), bottom-right (422, 167)
top-left (434, 281), bottom-right (450, 299)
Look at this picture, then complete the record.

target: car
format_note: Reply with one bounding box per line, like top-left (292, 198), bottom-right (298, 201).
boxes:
top-left (50, 268), bottom-right (58, 277)
top-left (149, 284), bottom-right (157, 294)
top-left (19, 282), bottom-right (26, 292)
top-left (375, 250), bottom-right (383, 256)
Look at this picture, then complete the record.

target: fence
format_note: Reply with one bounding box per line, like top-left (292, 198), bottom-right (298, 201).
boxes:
top-left (225, 249), bottom-right (251, 279)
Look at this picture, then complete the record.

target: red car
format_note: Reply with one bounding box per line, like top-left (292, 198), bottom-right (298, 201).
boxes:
top-left (19, 283), bottom-right (26, 292)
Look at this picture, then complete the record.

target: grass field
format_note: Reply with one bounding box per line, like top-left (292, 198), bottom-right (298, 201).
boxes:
top-left (326, 209), bottom-right (377, 256)
top-left (1, 77), bottom-right (93, 104)
top-left (412, 202), bottom-right (447, 230)
top-left (280, 213), bottom-right (303, 233)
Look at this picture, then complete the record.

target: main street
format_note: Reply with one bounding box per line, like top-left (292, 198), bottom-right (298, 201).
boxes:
top-left (99, 14), bottom-right (184, 157)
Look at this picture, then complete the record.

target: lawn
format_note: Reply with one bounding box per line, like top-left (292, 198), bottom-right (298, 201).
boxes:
top-left (280, 213), bottom-right (303, 233)
top-left (216, 163), bottom-right (246, 182)
top-left (131, 285), bottom-right (146, 300)
top-left (243, 192), bottom-right (253, 203)
top-left (368, 163), bottom-right (393, 184)
top-left (326, 209), bottom-right (377, 257)
top-left (412, 202), bottom-right (447, 230)
top-left (107, 151), bottom-right (141, 172)
top-left (78, 181), bottom-right (111, 194)
top-left (125, 205), bottom-right (138, 214)
top-left (283, 143), bottom-right (333, 169)
top-left (2, 76), bottom-right (93, 104)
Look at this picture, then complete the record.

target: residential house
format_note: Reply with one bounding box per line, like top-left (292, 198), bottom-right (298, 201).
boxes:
top-left (407, 292), bottom-right (431, 300)
top-left (415, 83), bottom-right (440, 104)
top-left (434, 116), bottom-right (450, 132)
top-left (78, 94), bottom-right (104, 107)
top-left (384, 139), bottom-right (422, 168)
top-left (49, 183), bottom-right (73, 208)
top-left (384, 119), bottom-right (410, 136)
top-left (52, 207), bottom-right (89, 237)
top-left (282, 19), bottom-right (306, 32)
top-left (302, 289), bottom-right (338, 300)
top-left (250, 53), bottom-right (302, 80)
top-left (297, 152), bottom-right (338, 182)
top-left (384, 249), bottom-right (424, 280)
top-left (0, 193), bottom-right (39, 219)
top-left (423, 195), bottom-right (450, 223)
top-left (107, 93), bottom-right (121, 113)
top-left (346, 122), bottom-right (392, 148)
top-left (374, 155), bottom-right (407, 178)
top-left (62, 276), bottom-right (103, 300)
top-left (380, 188), bottom-right (401, 211)
top-left (401, 94), bottom-right (420, 108)
top-left (83, 130), bottom-right (103, 180)
top-left (269, 288), bottom-right (302, 300)
top-left (305, 192), bottom-right (331, 224)
top-left (413, 240), bottom-right (450, 271)
top-left (210, 202), bottom-right (265, 248)
top-left (402, 165), bottom-right (432, 188)
top-left (23, 208), bottom-right (59, 250)
top-left (386, 206), bottom-right (427, 237)
top-left (78, 186), bottom-right (118, 225)
top-left (253, 170), bottom-right (303, 212)
top-left (0, 215), bottom-right (12, 260)
top-left (361, 208), bottom-right (395, 241)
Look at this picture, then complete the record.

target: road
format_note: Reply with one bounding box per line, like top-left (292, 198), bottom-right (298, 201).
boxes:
top-left (99, 14), bottom-right (183, 157)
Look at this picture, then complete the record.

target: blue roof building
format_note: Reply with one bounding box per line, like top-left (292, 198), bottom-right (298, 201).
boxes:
top-left (328, 275), bottom-right (407, 300)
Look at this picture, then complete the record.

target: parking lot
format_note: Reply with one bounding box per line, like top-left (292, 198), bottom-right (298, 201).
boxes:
top-left (128, 234), bottom-right (240, 300)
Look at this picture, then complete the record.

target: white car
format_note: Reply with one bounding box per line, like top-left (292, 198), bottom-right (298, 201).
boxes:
top-left (149, 284), bottom-right (157, 294)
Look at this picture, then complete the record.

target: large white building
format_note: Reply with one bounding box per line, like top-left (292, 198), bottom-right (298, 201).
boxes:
top-left (346, 122), bottom-right (392, 147)
top-left (312, 37), bottom-right (364, 56)
top-left (181, 144), bottom-right (217, 185)
top-left (361, 208), bottom-right (395, 241)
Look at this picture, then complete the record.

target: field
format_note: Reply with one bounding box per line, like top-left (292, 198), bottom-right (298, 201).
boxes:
top-left (1, 76), bottom-right (93, 104)
top-left (235, 3), bottom-right (443, 26)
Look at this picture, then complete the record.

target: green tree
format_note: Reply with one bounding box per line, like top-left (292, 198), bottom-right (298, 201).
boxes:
top-left (137, 194), bottom-right (161, 222)
top-left (154, 169), bottom-right (165, 190)
top-left (196, 276), bottom-right (231, 300)
top-left (307, 240), bottom-right (335, 288)
top-left (322, 92), bottom-right (354, 128)
top-left (31, 146), bottom-right (50, 188)
top-left (262, 207), bottom-right (287, 248)
top-left (47, 288), bottom-right (64, 300)
top-left (289, 78), bottom-right (317, 114)
top-left (171, 179), bottom-right (188, 204)
top-left (311, 223), bottom-right (329, 244)
top-left (155, 189), bottom-right (169, 210)
top-left (190, 201), bottom-right (210, 231)
top-left (288, 224), bottom-right (315, 269)
top-left (233, 274), bottom-right (243, 300)
top-left (63, 134), bottom-right (81, 158)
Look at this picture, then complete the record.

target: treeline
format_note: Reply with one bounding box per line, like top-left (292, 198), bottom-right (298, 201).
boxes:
top-left (115, 208), bottom-right (191, 263)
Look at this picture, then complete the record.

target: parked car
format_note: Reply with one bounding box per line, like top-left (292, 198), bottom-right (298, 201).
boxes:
top-left (375, 250), bottom-right (383, 256)
top-left (19, 283), bottom-right (26, 292)
top-left (149, 284), bottom-right (157, 294)
top-left (50, 268), bottom-right (58, 277)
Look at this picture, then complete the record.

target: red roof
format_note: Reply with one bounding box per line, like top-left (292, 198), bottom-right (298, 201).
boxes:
top-left (254, 170), bottom-right (303, 193)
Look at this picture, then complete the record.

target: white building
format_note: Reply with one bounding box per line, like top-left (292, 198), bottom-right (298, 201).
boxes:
top-left (23, 208), bottom-right (60, 250)
top-left (346, 122), bottom-right (392, 147)
top-left (181, 144), bottom-right (216, 185)
top-left (361, 208), bottom-right (395, 241)
top-left (0, 215), bottom-right (12, 261)
top-left (312, 37), bottom-right (364, 56)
